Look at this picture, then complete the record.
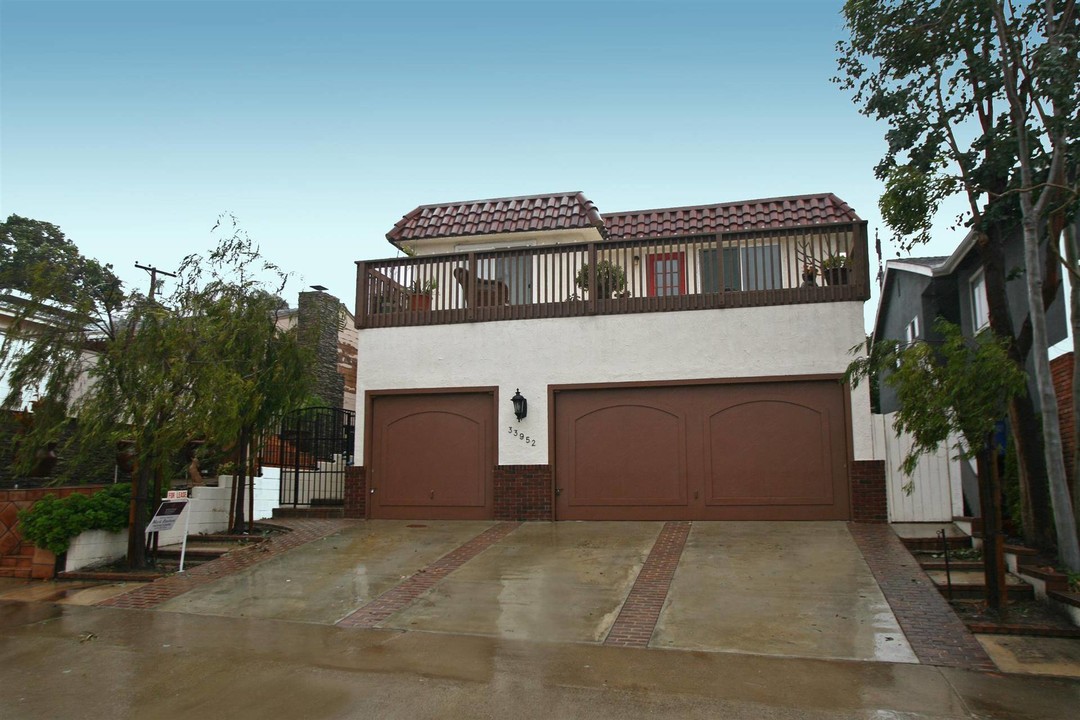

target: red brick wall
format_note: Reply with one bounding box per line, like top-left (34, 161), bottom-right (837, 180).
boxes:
top-left (0, 485), bottom-right (112, 557)
top-left (850, 460), bottom-right (887, 523)
top-left (1051, 352), bottom-right (1075, 492)
top-left (343, 466), bottom-right (366, 518)
top-left (494, 465), bottom-right (553, 521)
top-left (1, 485), bottom-right (113, 578)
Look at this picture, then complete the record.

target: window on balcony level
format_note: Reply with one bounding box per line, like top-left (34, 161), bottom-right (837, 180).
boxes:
top-left (699, 245), bottom-right (781, 292)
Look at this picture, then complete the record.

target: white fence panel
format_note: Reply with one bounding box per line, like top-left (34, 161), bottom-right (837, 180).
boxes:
top-left (871, 412), bottom-right (963, 522)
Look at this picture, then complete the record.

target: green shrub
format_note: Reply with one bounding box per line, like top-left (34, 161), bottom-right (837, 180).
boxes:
top-left (575, 260), bottom-right (627, 299)
top-left (17, 484), bottom-right (131, 555)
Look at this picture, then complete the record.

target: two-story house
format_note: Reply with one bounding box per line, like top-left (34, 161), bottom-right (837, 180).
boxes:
top-left (872, 227), bottom-right (1069, 520)
top-left (347, 191), bottom-right (878, 522)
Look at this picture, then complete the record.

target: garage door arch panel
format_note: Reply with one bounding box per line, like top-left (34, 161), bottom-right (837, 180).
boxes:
top-left (381, 411), bottom-right (486, 507)
top-left (567, 403), bottom-right (687, 506)
top-left (704, 400), bottom-right (834, 506)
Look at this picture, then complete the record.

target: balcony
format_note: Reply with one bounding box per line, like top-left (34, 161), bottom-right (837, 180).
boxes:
top-left (354, 220), bottom-right (869, 329)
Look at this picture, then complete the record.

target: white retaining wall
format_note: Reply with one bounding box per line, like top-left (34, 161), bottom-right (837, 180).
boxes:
top-left (63, 474), bottom-right (282, 571)
top-left (65, 529), bottom-right (128, 572)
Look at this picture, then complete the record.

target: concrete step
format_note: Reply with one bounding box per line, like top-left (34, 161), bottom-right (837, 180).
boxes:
top-left (952, 516), bottom-right (982, 536)
top-left (1017, 564), bottom-right (1072, 593)
top-left (185, 533), bottom-right (268, 545)
top-left (1048, 590), bottom-right (1080, 610)
top-left (902, 535), bottom-right (972, 552)
top-left (273, 506), bottom-right (343, 519)
top-left (919, 560), bottom-right (984, 572)
top-left (927, 570), bottom-right (1035, 600)
top-left (156, 547), bottom-right (226, 561)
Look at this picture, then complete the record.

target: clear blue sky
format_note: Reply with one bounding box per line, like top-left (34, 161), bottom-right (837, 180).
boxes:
top-left (1, 0), bottom-right (966, 331)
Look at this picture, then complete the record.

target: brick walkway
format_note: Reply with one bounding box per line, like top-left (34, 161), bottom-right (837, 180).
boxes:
top-left (97, 518), bottom-right (354, 610)
top-left (848, 523), bottom-right (996, 671)
top-left (604, 521), bottom-right (691, 648)
top-left (337, 521), bottom-right (521, 629)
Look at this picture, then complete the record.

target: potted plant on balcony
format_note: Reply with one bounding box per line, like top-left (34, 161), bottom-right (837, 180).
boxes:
top-left (821, 254), bottom-right (850, 286)
top-left (575, 260), bottom-right (627, 299)
top-left (408, 278), bottom-right (438, 311)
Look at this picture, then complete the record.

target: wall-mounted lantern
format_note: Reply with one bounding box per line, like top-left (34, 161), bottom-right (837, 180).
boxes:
top-left (511, 389), bottom-right (528, 422)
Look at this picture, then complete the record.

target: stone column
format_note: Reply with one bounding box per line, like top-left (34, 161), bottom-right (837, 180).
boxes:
top-left (298, 291), bottom-right (345, 410)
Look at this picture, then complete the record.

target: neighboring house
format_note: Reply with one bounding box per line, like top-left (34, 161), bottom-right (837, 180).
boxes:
top-left (871, 228), bottom-right (1069, 520)
top-left (347, 191), bottom-right (879, 522)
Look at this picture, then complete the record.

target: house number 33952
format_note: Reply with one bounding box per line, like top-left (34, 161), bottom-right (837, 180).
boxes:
top-left (508, 426), bottom-right (537, 446)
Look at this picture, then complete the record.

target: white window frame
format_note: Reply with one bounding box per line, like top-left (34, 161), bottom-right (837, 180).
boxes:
top-left (970, 269), bottom-right (990, 331)
top-left (905, 315), bottom-right (920, 344)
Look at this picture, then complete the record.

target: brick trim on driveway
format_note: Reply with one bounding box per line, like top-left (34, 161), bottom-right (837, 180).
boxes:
top-left (97, 518), bottom-right (354, 610)
top-left (848, 523), bottom-right (996, 671)
top-left (337, 521), bottom-right (521, 629)
top-left (604, 521), bottom-right (691, 648)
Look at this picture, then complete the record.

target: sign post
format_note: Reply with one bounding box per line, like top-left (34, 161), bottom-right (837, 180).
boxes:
top-left (146, 490), bottom-right (191, 572)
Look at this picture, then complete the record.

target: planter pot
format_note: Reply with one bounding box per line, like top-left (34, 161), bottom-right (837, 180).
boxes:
top-left (823, 267), bottom-right (849, 286)
top-left (409, 294), bottom-right (432, 311)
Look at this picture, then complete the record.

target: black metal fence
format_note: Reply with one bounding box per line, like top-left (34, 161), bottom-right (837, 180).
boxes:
top-left (265, 406), bottom-right (355, 508)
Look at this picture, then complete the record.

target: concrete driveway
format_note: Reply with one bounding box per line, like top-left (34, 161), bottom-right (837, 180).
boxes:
top-left (154, 520), bottom-right (914, 663)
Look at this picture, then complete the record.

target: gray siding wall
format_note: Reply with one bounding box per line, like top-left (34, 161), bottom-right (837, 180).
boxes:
top-left (877, 272), bottom-right (934, 414)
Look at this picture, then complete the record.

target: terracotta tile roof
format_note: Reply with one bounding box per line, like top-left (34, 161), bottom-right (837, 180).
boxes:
top-left (603, 193), bottom-right (861, 239)
top-left (386, 191), bottom-right (606, 244)
top-left (384, 192), bottom-right (860, 246)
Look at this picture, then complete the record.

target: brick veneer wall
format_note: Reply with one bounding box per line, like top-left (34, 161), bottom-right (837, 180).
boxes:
top-left (345, 462), bottom-right (884, 523)
top-left (0, 485), bottom-right (112, 556)
top-left (494, 465), bottom-right (553, 521)
top-left (0, 485), bottom-right (113, 578)
top-left (850, 460), bottom-right (887, 523)
top-left (1051, 352), bottom-right (1075, 492)
top-left (343, 466), bottom-right (366, 518)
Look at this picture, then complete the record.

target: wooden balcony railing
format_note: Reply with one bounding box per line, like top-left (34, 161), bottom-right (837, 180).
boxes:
top-left (355, 221), bottom-right (869, 329)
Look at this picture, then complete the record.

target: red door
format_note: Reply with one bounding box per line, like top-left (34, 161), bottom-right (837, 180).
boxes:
top-left (646, 252), bottom-right (687, 296)
top-left (369, 392), bottom-right (494, 519)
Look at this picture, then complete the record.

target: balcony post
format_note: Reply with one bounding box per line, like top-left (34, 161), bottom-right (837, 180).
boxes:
top-left (588, 242), bottom-right (598, 315)
top-left (857, 221), bottom-right (871, 300)
top-left (467, 252), bottom-right (478, 321)
top-left (354, 261), bottom-right (367, 329)
top-left (716, 234), bottom-right (725, 306)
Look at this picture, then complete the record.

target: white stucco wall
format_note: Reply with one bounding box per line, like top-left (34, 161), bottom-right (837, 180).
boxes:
top-left (355, 302), bottom-right (873, 464)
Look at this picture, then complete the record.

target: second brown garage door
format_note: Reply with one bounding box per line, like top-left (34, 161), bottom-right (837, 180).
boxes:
top-left (369, 392), bottom-right (494, 520)
top-left (554, 381), bottom-right (849, 521)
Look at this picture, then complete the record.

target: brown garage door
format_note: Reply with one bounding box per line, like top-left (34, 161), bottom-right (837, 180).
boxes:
top-left (369, 392), bottom-right (494, 520)
top-left (554, 381), bottom-right (849, 521)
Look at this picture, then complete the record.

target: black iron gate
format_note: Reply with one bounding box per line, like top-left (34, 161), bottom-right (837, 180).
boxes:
top-left (268, 406), bottom-right (355, 508)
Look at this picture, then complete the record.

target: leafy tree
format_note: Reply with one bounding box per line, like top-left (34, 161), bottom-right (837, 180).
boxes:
top-left (1, 214), bottom-right (315, 566)
top-left (837, 0), bottom-right (1080, 567)
top-left (847, 320), bottom-right (1027, 608)
top-left (0, 215), bottom-right (125, 470)
top-left (181, 217), bottom-right (314, 533)
top-left (988, 0), bottom-right (1080, 567)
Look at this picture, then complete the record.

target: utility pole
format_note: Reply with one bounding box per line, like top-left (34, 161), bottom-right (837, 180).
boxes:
top-left (135, 262), bottom-right (177, 302)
